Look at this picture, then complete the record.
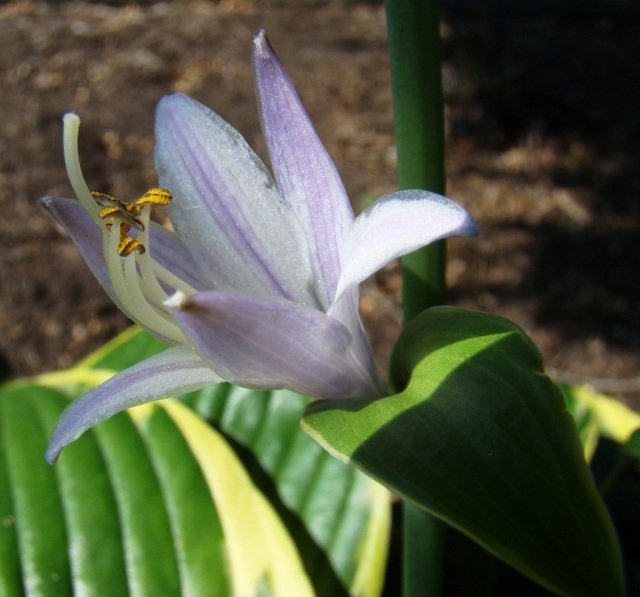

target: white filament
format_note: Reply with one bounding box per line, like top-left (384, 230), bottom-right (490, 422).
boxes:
top-left (135, 206), bottom-right (174, 306)
top-left (122, 252), bottom-right (186, 343)
top-left (102, 228), bottom-right (183, 343)
top-left (151, 260), bottom-right (199, 296)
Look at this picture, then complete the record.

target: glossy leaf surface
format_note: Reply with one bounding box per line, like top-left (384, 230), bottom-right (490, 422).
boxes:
top-left (561, 384), bottom-right (640, 461)
top-left (303, 307), bottom-right (625, 596)
top-left (0, 326), bottom-right (389, 596)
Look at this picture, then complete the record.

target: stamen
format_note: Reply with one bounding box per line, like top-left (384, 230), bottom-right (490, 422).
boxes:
top-left (91, 191), bottom-right (119, 207)
top-left (136, 187), bottom-right (172, 207)
top-left (152, 260), bottom-right (199, 297)
top-left (122, 255), bottom-right (185, 343)
top-left (104, 226), bottom-right (135, 316)
top-left (98, 206), bottom-right (123, 221)
top-left (117, 223), bottom-right (145, 257)
top-left (93, 192), bottom-right (145, 232)
top-left (134, 206), bottom-right (175, 305)
top-left (103, 226), bottom-right (184, 343)
top-left (91, 186), bottom-right (173, 255)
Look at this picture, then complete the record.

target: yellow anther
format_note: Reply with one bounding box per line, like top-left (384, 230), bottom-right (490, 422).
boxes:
top-left (116, 222), bottom-right (145, 256)
top-left (93, 192), bottom-right (145, 231)
top-left (135, 187), bottom-right (172, 207)
top-left (91, 191), bottom-right (119, 207)
top-left (90, 187), bottom-right (172, 257)
top-left (97, 205), bottom-right (144, 231)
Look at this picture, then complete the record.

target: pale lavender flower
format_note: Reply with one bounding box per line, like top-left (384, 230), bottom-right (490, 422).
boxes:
top-left (42, 30), bottom-right (475, 463)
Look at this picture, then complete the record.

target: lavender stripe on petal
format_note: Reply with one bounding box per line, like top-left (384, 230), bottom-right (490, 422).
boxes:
top-left (167, 291), bottom-right (378, 400)
top-left (253, 30), bottom-right (353, 307)
top-left (155, 94), bottom-right (316, 306)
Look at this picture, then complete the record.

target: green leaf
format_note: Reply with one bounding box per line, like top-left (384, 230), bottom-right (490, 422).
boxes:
top-left (185, 385), bottom-right (391, 597)
top-left (0, 407), bottom-right (20, 597)
top-left (625, 429), bottom-right (640, 460)
top-left (136, 400), bottom-right (315, 597)
top-left (0, 382), bottom-right (314, 596)
top-left (79, 325), bottom-right (166, 371)
top-left (1, 387), bottom-right (71, 596)
top-left (1, 325), bottom-right (390, 596)
top-left (561, 384), bottom-right (640, 460)
top-left (130, 402), bottom-right (228, 595)
top-left (303, 307), bottom-right (625, 597)
top-left (36, 388), bottom-right (129, 596)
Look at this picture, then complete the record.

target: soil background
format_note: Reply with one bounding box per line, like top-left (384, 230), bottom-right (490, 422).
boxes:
top-left (1, 0), bottom-right (638, 407)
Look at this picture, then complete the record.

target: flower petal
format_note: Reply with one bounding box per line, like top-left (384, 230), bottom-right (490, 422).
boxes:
top-left (334, 190), bottom-right (477, 302)
top-left (46, 345), bottom-right (222, 463)
top-left (166, 291), bottom-right (380, 400)
top-left (148, 222), bottom-right (206, 292)
top-left (252, 30), bottom-right (354, 307)
top-left (154, 93), bottom-right (315, 306)
top-left (40, 196), bottom-right (124, 310)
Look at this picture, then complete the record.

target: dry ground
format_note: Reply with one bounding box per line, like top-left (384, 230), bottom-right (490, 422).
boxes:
top-left (1, 0), bottom-right (638, 407)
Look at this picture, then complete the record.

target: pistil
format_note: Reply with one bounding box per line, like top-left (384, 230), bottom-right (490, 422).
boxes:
top-left (63, 114), bottom-right (100, 220)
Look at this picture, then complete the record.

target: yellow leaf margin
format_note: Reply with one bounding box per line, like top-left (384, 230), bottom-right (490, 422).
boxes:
top-left (131, 400), bottom-right (315, 597)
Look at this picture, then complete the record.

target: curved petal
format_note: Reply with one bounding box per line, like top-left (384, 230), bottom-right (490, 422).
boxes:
top-left (166, 291), bottom-right (380, 400)
top-left (154, 94), bottom-right (315, 306)
top-left (46, 345), bottom-right (222, 463)
top-left (40, 196), bottom-right (126, 312)
top-left (252, 30), bottom-right (354, 308)
top-left (334, 190), bottom-right (477, 302)
top-left (149, 222), bottom-right (206, 292)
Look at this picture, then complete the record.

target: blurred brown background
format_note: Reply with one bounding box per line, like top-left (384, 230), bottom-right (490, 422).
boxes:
top-left (1, 0), bottom-right (638, 406)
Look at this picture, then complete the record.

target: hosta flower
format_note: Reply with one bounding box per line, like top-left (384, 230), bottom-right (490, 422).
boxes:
top-left (42, 30), bottom-right (475, 463)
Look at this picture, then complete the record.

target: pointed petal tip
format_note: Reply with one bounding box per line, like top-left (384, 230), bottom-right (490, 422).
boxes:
top-left (252, 29), bottom-right (281, 70)
top-left (252, 28), bottom-right (270, 57)
top-left (462, 213), bottom-right (479, 237)
top-left (38, 195), bottom-right (54, 210)
top-left (45, 408), bottom-right (83, 465)
top-left (44, 346), bottom-right (223, 465)
top-left (37, 196), bottom-right (93, 233)
top-left (155, 92), bottom-right (190, 120)
top-left (38, 195), bottom-right (74, 212)
top-left (45, 444), bottom-right (61, 465)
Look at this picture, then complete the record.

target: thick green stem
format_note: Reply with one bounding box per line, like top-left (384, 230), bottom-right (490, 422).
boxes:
top-left (402, 501), bottom-right (445, 597)
top-left (385, 0), bottom-right (447, 595)
top-left (386, 0), bottom-right (446, 320)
